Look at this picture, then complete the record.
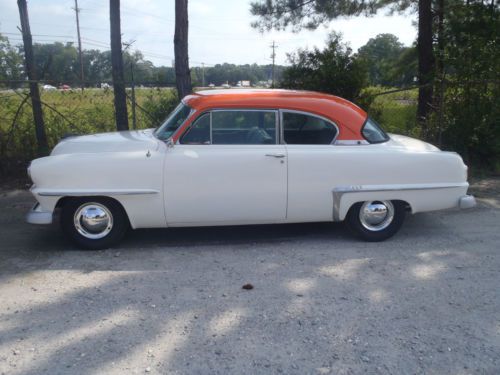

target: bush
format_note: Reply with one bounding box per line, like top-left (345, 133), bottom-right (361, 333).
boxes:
top-left (280, 32), bottom-right (366, 101)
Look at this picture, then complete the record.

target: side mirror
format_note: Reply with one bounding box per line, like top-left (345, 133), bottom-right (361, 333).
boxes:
top-left (166, 138), bottom-right (175, 148)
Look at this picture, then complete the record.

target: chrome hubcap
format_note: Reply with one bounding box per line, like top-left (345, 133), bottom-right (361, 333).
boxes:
top-left (74, 203), bottom-right (113, 239)
top-left (359, 200), bottom-right (394, 231)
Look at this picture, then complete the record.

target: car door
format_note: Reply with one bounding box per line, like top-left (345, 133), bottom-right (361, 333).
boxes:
top-left (282, 110), bottom-right (341, 223)
top-left (163, 109), bottom-right (287, 225)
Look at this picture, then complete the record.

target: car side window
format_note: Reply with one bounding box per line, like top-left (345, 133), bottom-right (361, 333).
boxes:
top-left (212, 111), bottom-right (276, 145)
top-left (180, 113), bottom-right (211, 144)
top-left (282, 111), bottom-right (338, 145)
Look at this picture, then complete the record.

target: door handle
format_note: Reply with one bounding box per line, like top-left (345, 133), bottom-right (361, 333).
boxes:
top-left (265, 153), bottom-right (286, 158)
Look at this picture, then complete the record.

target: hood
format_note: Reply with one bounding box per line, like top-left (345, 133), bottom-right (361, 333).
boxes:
top-left (51, 129), bottom-right (160, 155)
top-left (386, 133), bottom-right (440, 152)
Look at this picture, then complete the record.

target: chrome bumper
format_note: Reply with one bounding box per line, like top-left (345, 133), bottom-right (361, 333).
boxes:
top-left (459, 195), bottom-right (476, 209)
top-left (26, 203), bottom-right (53, 224)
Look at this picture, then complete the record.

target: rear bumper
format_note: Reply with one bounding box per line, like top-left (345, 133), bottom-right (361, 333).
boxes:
top-left (26, 203), bottom-right (53, 224)
top-left (459, 195), bottom-right (476, 209)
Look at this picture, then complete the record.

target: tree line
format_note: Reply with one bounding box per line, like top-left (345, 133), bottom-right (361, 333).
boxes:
top-left (0, 37), bottom-right (287, 87)
top-left (0, 32), bottom-right (413, 89)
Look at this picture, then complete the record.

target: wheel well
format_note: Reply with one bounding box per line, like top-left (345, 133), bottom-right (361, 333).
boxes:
top-left (55, 196), bottom-right (131, 223)
top-left (347, 199), bottom-right (412, 214)
top-left (395, 200), bottom-right (413, 213)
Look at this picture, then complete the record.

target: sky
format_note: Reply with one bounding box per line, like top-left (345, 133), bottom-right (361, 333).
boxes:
top-left (0, 0), bottom-right (417, 67)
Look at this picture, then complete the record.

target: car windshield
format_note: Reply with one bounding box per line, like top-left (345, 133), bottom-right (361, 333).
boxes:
top-left (154, 103), bottom-right (192, 141)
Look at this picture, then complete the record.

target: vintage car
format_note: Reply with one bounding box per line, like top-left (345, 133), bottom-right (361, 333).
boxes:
top-left (26, 89), bottom-right (476, 249)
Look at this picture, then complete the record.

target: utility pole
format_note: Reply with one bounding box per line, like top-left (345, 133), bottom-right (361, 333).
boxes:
top-left (129, 60), bottom-right (136, 129)
top-left (201, 62), bottom-right (205, 87)
top-left (123, 40), bottom-right (136, 130)
top-left (174, 0), bottom-right (192, 98)
top-left (17, 0), bottom-right (48, 156)
top-left (270, 41), bottom-right (277, 88)
top-left (110, 0), bottom-right (129, 131)
top-left (73, 0), bottom-right (84, 91)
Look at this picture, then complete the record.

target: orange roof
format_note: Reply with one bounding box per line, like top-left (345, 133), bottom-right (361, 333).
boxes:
top-left (181, 89), bottom-right (368, 140)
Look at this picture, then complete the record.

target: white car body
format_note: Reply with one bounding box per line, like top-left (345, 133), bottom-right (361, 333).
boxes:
top-left (28, 129), bottom-right (474, 228)
top-left (26, 89), bottom-right (475, 247)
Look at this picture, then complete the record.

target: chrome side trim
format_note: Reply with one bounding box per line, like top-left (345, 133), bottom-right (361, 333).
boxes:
top-left (36, 189), bottom-right (159, 197)
top-left (334, 140), bottom-right (370, 145)
top-left (332, 183), bottom-right (468, 221)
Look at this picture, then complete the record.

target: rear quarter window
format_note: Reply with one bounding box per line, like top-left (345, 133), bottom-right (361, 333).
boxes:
top-left (362, 117), bottom-right (389, 143)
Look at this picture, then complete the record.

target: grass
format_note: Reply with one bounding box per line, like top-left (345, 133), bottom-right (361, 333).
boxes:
top-left (0, 87), bottom-right (178, 172)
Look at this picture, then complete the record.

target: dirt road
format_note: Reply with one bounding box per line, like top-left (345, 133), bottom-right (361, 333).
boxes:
top-left (0, 184), bottom-right (499, 374)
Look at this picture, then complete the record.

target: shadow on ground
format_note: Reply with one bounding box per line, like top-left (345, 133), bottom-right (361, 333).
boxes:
top-left (0, 190), bottom-right (499, 374)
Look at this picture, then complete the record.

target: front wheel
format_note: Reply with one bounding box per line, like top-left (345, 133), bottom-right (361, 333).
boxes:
top-left (60, 197), bottom-right (129, 250)
top-left (346, 200), bottom-right (406, 242)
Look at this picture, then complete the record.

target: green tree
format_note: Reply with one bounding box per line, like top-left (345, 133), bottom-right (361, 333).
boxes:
top-left (358, 34), bottom-right (404, 86)
top-left (83, 49), bottom-right (112, 84)
top-left (0, 33), bottom-right (24, 87)
top-left (281, 32), bottom-right (366, 101)
top-left (33, 42), bottom-right (78, 83)
top-left (251, 0), bottom-right (435, 137)
top-left (439, 1), bottom-right (500, 168)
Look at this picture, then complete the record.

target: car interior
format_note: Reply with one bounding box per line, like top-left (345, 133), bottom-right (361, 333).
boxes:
top-left (180, 110), bottom-right (337, 145)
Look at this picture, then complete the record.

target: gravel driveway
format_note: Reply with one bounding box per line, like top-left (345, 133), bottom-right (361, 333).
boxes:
top-left (0, 183), bottom-right (499, 375)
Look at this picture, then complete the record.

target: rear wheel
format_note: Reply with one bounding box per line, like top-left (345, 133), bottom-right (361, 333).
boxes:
top-left (60, 197), bottom-right (129, 250)
top-left (346, 200), bottom-right (405, 242)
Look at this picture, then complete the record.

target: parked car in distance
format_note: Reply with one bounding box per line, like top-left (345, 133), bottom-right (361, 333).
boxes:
top-left (59, 84), bottom-right (71, 91)
top-left (26, 89), bottom-right (476, 249)
top-left (42, 84), bottom-right (57, 91)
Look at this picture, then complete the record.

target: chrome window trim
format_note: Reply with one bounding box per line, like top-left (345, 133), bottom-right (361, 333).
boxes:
top-left (279, 109), bottom-right (340, 145)
top-left (180, 108), bottom-right (280, 145)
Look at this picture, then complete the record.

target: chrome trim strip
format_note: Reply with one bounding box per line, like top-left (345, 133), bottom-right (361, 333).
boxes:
top-left (36, 189), bottom-right (159, 197)
top-left (334, 140), bottom-right (370, 145)
top-left (332, 183), bottom-right (468, 221)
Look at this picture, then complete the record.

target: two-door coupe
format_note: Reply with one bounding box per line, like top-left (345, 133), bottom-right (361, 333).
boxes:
top-left (26, 89), bottom-right (476, 249)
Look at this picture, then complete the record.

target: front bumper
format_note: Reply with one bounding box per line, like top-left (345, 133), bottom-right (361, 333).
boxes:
top-left (459, 195), bottom-right (476, 209)
top-left (26, 203), bottom-right (53, 224)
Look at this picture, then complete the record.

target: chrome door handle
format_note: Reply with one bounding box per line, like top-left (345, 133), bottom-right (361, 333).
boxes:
top-left (265, 153), bottom-right (286, 158)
